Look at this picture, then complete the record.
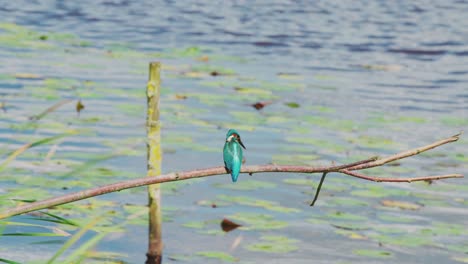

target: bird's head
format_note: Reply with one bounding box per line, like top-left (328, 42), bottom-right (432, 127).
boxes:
top-left (225, 129), bottom-right (246, 149)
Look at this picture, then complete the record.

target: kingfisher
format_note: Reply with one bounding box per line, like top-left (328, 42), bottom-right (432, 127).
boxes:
top-left (223, 129), bottom-right (246, 182)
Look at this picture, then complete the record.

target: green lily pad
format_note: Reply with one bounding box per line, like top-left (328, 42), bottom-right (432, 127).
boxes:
top-left (283, 178), bottom-right (317, 187)
top-left (217, 195), bottom-right (300, 213)
top-left (246, 235), bottom-right (298, 253)
top-left (285, 137), bottom-right (346, 152)
top-left (196, 251), bottom-right (236, 262)
top-left (272, 154), bottom-right (320, 165)
top-left (214, 180), bottom-right (276, 191)
top-left (368, 233), bottom-right (432, 247)
top-left (228, 212), bottom-right (288, 230)
top-left (302, 116), bottom-right (356, 132)
top-left (326, 197), bottom-right (369, 207)
top-left (377, 213), bottom-right (415, 223)
top-left (440, 117), bottom-right (468, 126)
top-left (234, 87), bottom-right (272, 96)
top-left (351, 186), bottom-right (410, 198)
top-left (229, 111), bottom-right (264, 124)
top-left (353, 249), bottom-right (392, 258)
top-left (182, 221), bottom-right (206, 229)
top-left (285, 102), bottom-right (300, 108)
top-left (347, 135), bottom-right (397, 149)
top-left (325, 211), bottom-right (367, 221)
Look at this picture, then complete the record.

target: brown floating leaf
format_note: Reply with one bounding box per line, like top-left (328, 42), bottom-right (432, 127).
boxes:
top-left (251, 101), bottom-right (273, 110)
top-left (381, 200), bottom-right (422, 210)
top-left (175, 94), bottom-right (188, 100)
top-left (221, 218), bottom-right (241, 232)
top-left (15, 73), bottom-right (43, 80)
top-left (197, 56), bottom-right (210, 62)
top-left (76, 99), bottom-right (85, 115)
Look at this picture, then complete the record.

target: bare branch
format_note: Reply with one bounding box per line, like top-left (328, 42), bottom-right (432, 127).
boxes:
top-left (347, 132), bottom-right (461, 171)
top-left (0, 134), bottom-right (463, 219)
top-left (340, 169), bottom-right (463, 182)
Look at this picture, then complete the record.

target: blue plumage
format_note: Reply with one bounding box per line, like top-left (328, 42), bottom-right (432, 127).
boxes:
top-left (223, 129), bottom-right (246, 182)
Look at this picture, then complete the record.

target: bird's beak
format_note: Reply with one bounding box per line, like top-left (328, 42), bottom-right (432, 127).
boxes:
top-left (238, 138), bottom-right (246, 149)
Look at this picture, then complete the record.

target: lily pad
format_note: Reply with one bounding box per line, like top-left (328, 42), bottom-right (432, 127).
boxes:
top-left (353, 249), bottom-right (392, 258)
top-left (285, 102), bottom-right (300, 108)
top-left (217, 195), bottom-right (300, 213)
top-left (272, 154), bottom-right (320, 165)
top-left (228, 212), bottom-right (288, 230)
top-left (325, 211), bottom-right (367, 221)
top-left (214, 180), bottom-right (276, 191)
top-left (196, 251), bottom-right (236, 262)
top-left (246, 235), bottom-right (298, 253)
top-left (380, 200), bottom-right (422, 210)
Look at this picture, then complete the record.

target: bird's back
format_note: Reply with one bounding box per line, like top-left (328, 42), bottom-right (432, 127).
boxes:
top-left (223, 141), bottom-right (243, 182)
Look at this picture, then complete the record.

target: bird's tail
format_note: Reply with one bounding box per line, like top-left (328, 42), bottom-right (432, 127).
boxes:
top-left (231, 168), bottom-right (240, 182)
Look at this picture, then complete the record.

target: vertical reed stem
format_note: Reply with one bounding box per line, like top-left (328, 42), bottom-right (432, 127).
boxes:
top-left (146, 62), bottom-right (162, 264)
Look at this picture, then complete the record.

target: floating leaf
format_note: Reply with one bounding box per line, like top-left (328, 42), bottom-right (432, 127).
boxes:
top-left (285, 102), bottom-right (300, 108)
top-left (440, 117), bottom-right (468, 127)
top-left (334, 227), bottom-right (368, 238)
top-left (283, 178), bottom-right (317, 187)
top-left (234, 87), bottom-right (272, 96)
top-left (246, 235), bottom-right (298, 253)
top-left (381, 200), bottom-right (422, 210)
top-left (272, 154), bottom-right (319, 165)
top-left (218, 195), bottom-right (300, 213)
top-left (353, 249), bottom-right (392, 258)
top-left (251, 100), bottom-right (273, 110)
top-left (191, 65), bottom-right (235, 76)
top-left (76, 99), bottom-right (85, 115)
top-left (326, 197), bottom-right (369, 207)
top-left (286, 136), bottom-right (346, 152)
top-left (14, 73), bottom-right (42, 80)
top-left (214, 180), bottom-right (276, 191)
top-left (326, 211), bottom-right (367, 221)
top-left (228, 213), bottom-right (288, 230)
top-left (168, 254), bottom-right (193, 262)
top-left (183, 221), bottom-right (206, 229)
top-left (377, 213), bottom-right (415, 223)
top-left (220, 218), bottom-right (241, 232)
top-left (277, 72), bottom-right (302, 79)
top-left (196, 251), bottom-right (236, 262)
top-left (368, 233), bottom-right (432, 247)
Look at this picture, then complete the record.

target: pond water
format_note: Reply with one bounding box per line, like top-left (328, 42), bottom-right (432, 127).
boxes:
top-left (0, 1), bottom-right (467, 263)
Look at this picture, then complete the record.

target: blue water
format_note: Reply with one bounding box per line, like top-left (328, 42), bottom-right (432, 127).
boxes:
top-left (1, 1), bottom-right (467, 263)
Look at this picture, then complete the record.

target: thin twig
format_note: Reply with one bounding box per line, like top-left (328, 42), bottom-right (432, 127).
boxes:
top-left (340, 169), bottom-right (463, 182)
top-left (310, 172), bottom-right (328, 206)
